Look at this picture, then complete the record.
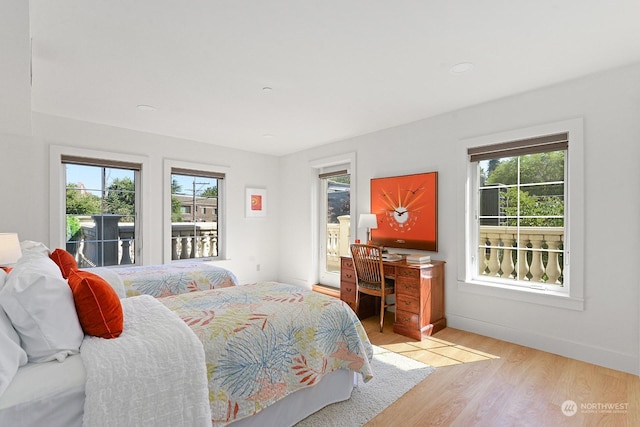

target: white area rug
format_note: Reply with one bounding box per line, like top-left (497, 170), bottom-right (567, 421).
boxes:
top-left (295, 345), bottom-right (435, 427)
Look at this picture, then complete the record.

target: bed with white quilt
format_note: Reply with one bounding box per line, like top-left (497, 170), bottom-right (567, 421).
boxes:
top-left (0, 244), bottom-right (373, 427)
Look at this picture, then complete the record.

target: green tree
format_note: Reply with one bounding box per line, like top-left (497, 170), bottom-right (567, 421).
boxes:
top-left (66, 183), bottom-right (101, 214)
top-left (486, 152), bottom-right (565, 227)
top-left (501, 187), bottom-right (564, 227)
top-left (171, 179), bottom-right (183, 222)
top-left (105, 177), bottom-right (135, 221)
top-left (487, 152), bottom-right (564, 195)
top-left (201, 186), bottom-right (218, 197)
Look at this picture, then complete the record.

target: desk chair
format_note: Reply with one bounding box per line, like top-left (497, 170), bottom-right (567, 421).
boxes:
top-left (350, 244), bottom-right (395, 332)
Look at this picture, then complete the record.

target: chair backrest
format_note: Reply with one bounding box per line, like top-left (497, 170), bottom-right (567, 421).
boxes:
top-left (350, 244), bottom-right (385, 288)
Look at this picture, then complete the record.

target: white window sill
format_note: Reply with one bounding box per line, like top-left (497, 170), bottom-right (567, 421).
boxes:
top-left (458, 279), bottom-right (584, 311)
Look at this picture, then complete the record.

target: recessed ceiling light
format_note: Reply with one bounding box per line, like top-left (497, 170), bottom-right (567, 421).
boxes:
top-left (262, 133), bottom-right (275, 138)
top-left (262, 87), bottom-right (273, 92)
top-left (136, 104), bottom-right (156, 111)
top-left (449, 62), bottom-right (474, 75)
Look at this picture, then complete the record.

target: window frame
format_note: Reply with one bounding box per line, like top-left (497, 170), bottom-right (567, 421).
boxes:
top-left (457, 119), bottom-right (584, 311)
top-left (50, 145), bottom-right (150, 265)
top-left (163, 159), bottom-right (229, 264)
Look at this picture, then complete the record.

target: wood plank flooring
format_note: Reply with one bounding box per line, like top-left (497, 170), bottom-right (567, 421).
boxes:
top-left (360, 314), bottom-right (640, 427)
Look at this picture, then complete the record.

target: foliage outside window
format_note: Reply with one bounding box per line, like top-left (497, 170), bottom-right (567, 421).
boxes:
top-left (64, 161), bottom-right (139, 267)
top-left (170, 170), bottom-right (222, 260)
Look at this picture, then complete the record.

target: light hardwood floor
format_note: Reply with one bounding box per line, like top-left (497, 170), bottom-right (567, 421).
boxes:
top-left (360, 314), bottom-right (640, 427)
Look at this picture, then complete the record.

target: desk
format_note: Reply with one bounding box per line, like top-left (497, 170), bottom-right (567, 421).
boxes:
top-left (340, 257), bottom-right (445, 340)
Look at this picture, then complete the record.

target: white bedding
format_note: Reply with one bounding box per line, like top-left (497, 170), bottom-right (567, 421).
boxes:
top-left (0, 277), bottom-right (363, 426)
top-left (81, 295), bottom-right (211, 427)
top-left (0, 354), bottom-right (85, 427)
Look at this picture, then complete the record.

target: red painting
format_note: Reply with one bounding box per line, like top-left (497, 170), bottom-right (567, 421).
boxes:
top-left (370, 171), bottom-right (438, 251)
top-left (251, 194), bottom-right (262, 211)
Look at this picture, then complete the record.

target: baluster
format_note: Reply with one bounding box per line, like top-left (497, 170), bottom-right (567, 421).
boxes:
top-left (516, 238), bottom-right (530, 281)
top-left (203, 234), bottom-right (210, 257)
top-left (180, 235), bottom-right (189, 259)
top-left (478, 229), bottom-right (487, 275)
top-left (500, 234), bottom-right (515, 279)
top-left (487, 233), bottom-right (500, 276)
top-left (190, 235), bottom-right (196, 258)
top-left (171, 235), bottom-right (179, 260)
top-left (478, 244), bottom-right (487, 275)
top-left (529, 238), bottom-right (545, 283)
top-left (545, 236), bottom-right (562, 284)
top-left (120, 239), bottom-right (132, 264)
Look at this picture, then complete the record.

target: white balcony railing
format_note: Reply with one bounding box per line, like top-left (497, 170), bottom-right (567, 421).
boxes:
top-left (69, 216), bottom-right (217, 267)
top-left (478, 225), bottom-right (564, 285)
top-left (326, 215), bottom-right (351, 272)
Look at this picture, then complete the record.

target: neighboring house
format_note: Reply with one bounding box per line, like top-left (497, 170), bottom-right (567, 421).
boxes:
top-left (173, 195), bottom-right (218, 223)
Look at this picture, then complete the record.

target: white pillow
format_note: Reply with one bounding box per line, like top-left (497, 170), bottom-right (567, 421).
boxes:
top-left (86, 267), bottom-right (127, 299)
top-left (0, 305), bottom-right (28, 398)
top-left (0, 251), bottom-right (84, 363)
top-left (19, 240), bottom-right (50, 257)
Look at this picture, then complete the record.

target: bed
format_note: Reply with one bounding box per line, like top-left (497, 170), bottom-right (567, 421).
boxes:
top-left (0, 246), bottom-right (373, 427)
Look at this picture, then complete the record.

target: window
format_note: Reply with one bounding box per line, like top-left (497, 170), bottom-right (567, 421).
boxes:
top-left (169, 168), bottom-right (224, 261)
top-left (63, 156), bottom-right (140, 267)
top-left (471, 133), bottom-right (567, 288)
top-left (460, 119), bottom-right (584, 310)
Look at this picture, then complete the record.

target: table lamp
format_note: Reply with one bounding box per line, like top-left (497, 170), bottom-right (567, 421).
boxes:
top-left (0, 233), bottom-right (22, 271)
top-left (358, 214), bottom-right (378, 244)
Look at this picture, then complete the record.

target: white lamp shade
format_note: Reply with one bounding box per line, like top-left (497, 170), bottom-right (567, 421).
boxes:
top-left (0, 233), bottom-right (22, 265)
top-left (358, 213), bottom-right (378, 229)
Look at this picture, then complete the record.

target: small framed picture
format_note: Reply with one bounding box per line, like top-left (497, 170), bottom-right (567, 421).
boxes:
top-left (246, 187), bottom-right (267, 218)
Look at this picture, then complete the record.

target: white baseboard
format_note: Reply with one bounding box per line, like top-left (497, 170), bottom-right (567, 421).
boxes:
top-left (447, 313), bottom-right (638, 375)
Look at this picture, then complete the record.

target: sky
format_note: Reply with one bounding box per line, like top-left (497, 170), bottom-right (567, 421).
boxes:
top-left (66, 164), bottom-right (217, 196)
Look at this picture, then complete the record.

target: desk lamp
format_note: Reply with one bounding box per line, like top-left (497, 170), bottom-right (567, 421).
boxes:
top-left (358, 214), bottom-right (378, 244)
top-left (0, 233), bottom-right (22, 272)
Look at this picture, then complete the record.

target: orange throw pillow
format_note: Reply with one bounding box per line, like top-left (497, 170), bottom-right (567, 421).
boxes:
top-left (50, 248), bottom-right (79, 279)
top-left (67, 270), bottom-right (123, 339)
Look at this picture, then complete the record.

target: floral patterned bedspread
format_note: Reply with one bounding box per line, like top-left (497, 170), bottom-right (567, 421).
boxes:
top-left (159, 282), bottom-right (374, 426)
top-left (112, 262), bottom-right (239, 297)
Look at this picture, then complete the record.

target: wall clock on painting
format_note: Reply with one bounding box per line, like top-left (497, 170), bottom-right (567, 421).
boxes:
top-left (370, 171), bottom-right (438, 251)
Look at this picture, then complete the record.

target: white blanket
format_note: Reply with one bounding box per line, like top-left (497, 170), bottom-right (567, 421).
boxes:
top-left (80, 295), bottom-right (211, 427)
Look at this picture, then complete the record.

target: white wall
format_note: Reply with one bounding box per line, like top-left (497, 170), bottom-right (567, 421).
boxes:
top-left (279, 63), bottom-right (640, 374)
top-left (0, 0), bottom-right (31, 136)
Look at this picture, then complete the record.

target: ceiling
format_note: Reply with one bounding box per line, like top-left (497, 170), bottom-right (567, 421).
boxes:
top-left (29, 1), bottom-right (640, 156)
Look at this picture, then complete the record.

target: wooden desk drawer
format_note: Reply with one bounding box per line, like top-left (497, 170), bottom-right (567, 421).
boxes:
top-left (341, 258), bottom-right (354, 270)
top-left (341, 268), bottom-right (356, 283)
top-left (396, 294), bottom-right (419, 313)
top-left (395, 309), bottom-right (420, 330)
top-left (397, 267), bottom-right (420, 279)
top-left (341, 283), bottom-right (357, 303)
top-left (383, 265), bottom-right (395, 277)
top-left (396, 279), bottom-right (420, 295)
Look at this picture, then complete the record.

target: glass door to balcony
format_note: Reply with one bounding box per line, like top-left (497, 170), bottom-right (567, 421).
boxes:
top-left (318, 170), bottom-right (351, 287)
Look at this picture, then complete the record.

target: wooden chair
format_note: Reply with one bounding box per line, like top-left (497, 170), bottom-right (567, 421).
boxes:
top-left (350, 244), bottom-right (395, 332)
